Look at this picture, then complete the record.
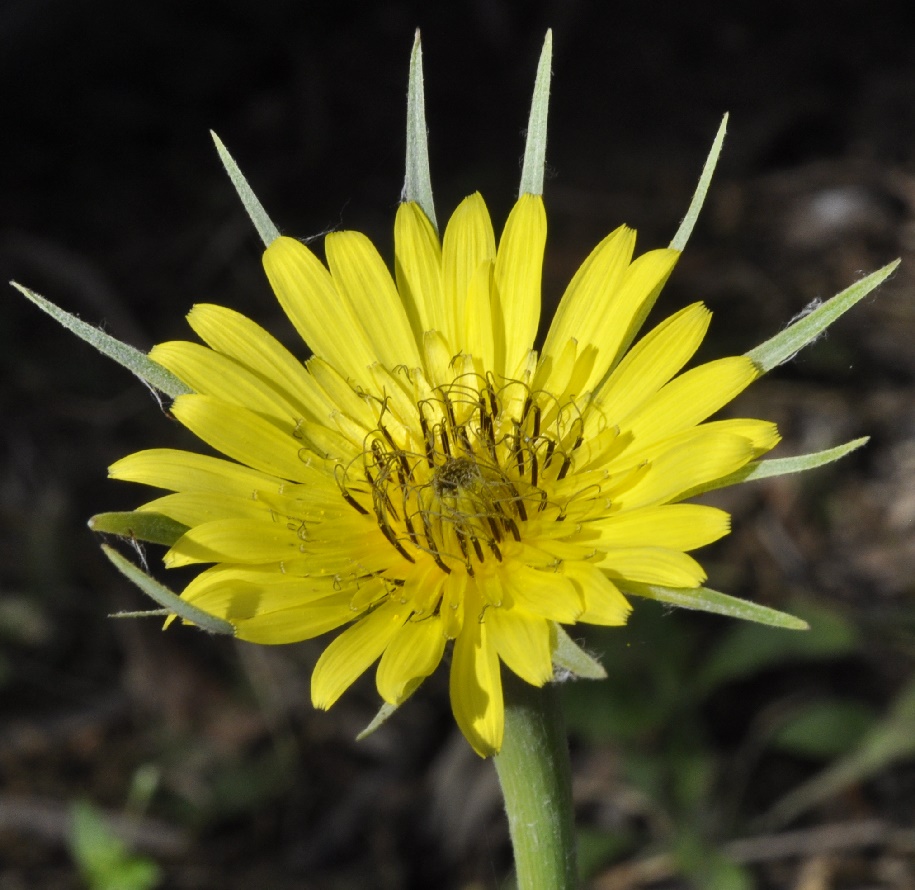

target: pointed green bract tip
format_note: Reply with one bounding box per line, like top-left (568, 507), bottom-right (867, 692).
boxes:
top-left (101, 544), bottom-right (235, 636)
top-left (10, 280), bottom-right (191, 398)
top-left (670, 113), bottom-right (728, 251)
top-left (211, 131), bottom-right (281, 247)
top-left (403, 29), bottom-right (437, 232)
top-left (553, 625), bottom-right (607, 679)
top-left (748, 260), bottom-right (900, 372)
top-left (520, 30), bottom-right (553, 197)
top-left (356, 702), bottom-right (401, 740)
top-left (622, 582), bottom-right (810, 630)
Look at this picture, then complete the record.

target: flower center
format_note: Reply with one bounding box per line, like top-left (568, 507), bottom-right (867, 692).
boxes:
top-left (336, 375), bottom-right (586, 577)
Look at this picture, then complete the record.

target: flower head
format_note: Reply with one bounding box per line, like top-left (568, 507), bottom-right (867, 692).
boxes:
top-left (75, 34), bottom-right (893, 757)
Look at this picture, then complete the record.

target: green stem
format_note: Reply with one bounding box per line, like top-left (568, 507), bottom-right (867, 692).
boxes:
top-left (493, 672), bottom-right (578, 889)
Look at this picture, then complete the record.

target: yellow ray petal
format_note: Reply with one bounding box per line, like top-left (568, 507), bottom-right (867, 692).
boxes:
top-left (563, 562), bottom-right (632, 626)
top-left (450, 611), bottom-right (503, 757)
top-left (589, 504), bottom-right (730, 551)
top-left (595, 246), bottom-right (680, 380)
top-left (593, 302), bottom-right (711, 423)
top-left (395, 202), bottom-right (444, 338)
top-left (486, 607), bottom-right (553, 686)
top-left (170, 395), bottom-right (314, 481)
top-left (598, 546), bottom-right (707, 587)
top-left (185, 303), bottom-right (329, 419)
top-left (151, 340), bottom-right (305, 424)
top-left (464, 259), bottom-right (496, 372)
top-left (324, 230), bottom-right (422, 369)
top-left (307, 357), bottom-right (380, 432)
top-left (376, 615), bottom-right (447, 704)
top-left (441, 569), bottom-right (468, 639)
top-left (165, 517), bottom-right (300, 567)
top-left (708, 418), bottom-right (781, 454)
top-left (422, 329), bottom-right (457, 389)
top-left (181, 564), bottom-right (344, 619)
top-left (616, 431), bottom-right (757, 510)
top-left (609, 418), bottom-right (780, 470)
top-left (312, 599), bottom-right (404, 709)
top-left (263, 236), bottom-right (378, 379)
top-left (234, 597), bottom-right (359, 644)
top-left (542, 225), bottom-right (635, 360)
top-left (139, 490), bottom-right (270, 526)
top-left (503, 564), bottom-right (583, 622)
top-left (622, 356), bottom-right (760, 447)
top-left (494, 194), bottom-right (546, 375)
top-left (110, 449), bottom-right (285, 498)
top-left (442, 193), bottom-right (496, 350)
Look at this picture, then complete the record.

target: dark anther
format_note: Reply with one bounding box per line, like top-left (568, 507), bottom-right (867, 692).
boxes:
top-left (379, 521), bottom-right (415, 562)
top-left (341, 488), bottom-right (369, 515)
top-left (513, 424), bottom-right (524, 476)
top-left (543, 439), bottom-right (556, 469)
top-left (506, 480), bottom-right (527, 522)
top-left (419, 406), bottom-right (435, 468)
top-left (485, 515), bottom-right (503, 543)
top-left (403, 512), bottom-right (420, 547)
top-left (486, 385), bottom-right (499, 419)
top-left (504, 517), bottom-right (522, 542)
top-left (455, 528), bottom-right (470, 561)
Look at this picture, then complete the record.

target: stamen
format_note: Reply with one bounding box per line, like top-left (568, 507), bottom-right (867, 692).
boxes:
top-left (418, 404), bottom-right (435, 467)
top-left (379, 520), bottom-right (415, 562)
top-left (339, 376), bottom-right (572, 582)
top-left (543, 439), bottom-right (556, 469)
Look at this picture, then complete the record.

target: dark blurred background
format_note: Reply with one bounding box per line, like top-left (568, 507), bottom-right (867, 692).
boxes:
top-left (3, 2), bottom-right (915, 888)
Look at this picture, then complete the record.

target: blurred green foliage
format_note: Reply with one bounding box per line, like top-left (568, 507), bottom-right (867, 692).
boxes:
top-left (561, 596), bottom-right (914, 885)
top-left (68, 800), bottom-right (161, 890)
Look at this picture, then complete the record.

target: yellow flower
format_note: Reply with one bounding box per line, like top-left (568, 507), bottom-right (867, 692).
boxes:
top-left (9, 33), bottom-right (893, 760)
top-left (109, 186), bottom-right (778, 755)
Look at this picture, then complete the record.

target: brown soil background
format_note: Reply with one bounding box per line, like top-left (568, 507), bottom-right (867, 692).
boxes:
top-left (2, 2), bottom-right (915, 887)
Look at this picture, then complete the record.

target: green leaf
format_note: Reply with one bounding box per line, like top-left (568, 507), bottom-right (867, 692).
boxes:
top-left (403, 30), bottom-right (437, 232)
top-left (101, 544), bottom-right (234, 635)
top-left (89, 512), bottom-right (189, 547)
top-left (519, 29), bottom-right (553, 197)
top-left (552, 624), bottom-right (607, 679)
top-left (69, 801), bottom-right (162, 890)
top-left (772, 698), bottom-right (877, 759)
top-left (747, 260), bottom-right (900, 372)
top-left (620, 581), bottom-right (809, 630)
top-left (211, 131), bottom-right (280, 247)
top-left (677, 436), bottom-right (869, 499)
top-left (669, 114), bottom-right (728, 252)
top-left (10, 282), bottom-right (191, 399)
